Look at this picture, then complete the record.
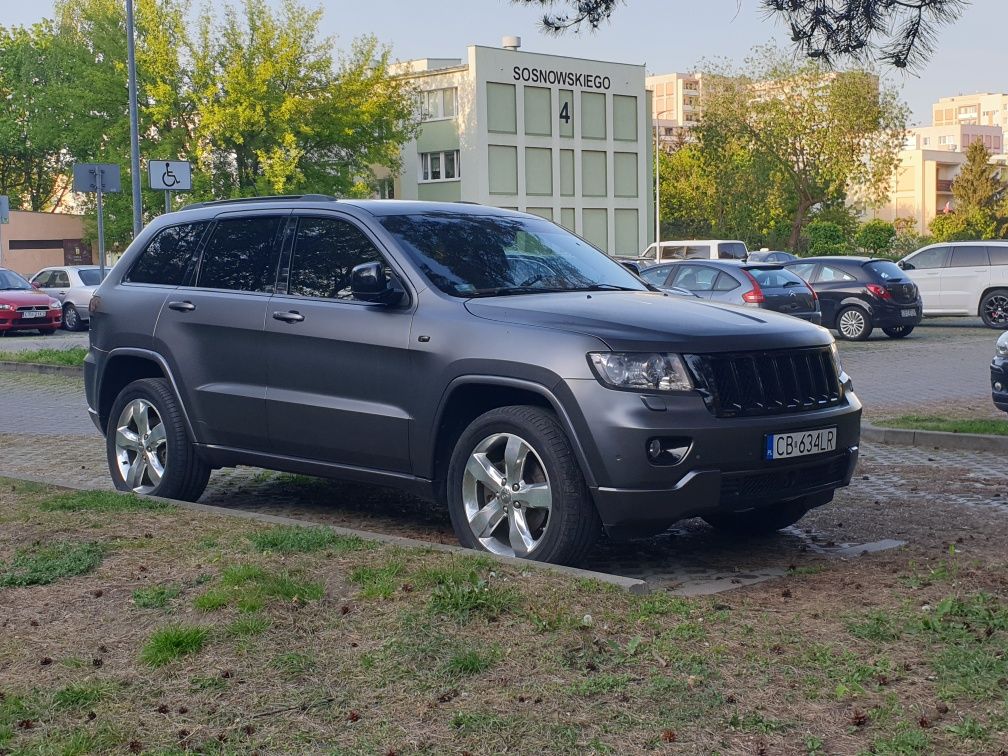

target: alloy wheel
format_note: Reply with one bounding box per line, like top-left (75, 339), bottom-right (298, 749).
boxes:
top-left (63, 304), bottom-right (78, 330)
top-left (838, 309), bottom-right (866, 339)
top-left (983, 293), bottom-right (1008, 326)
top-left (461, 432), bottom-right (552, 558)
top-left (113, 398), bottom-right (167, 494)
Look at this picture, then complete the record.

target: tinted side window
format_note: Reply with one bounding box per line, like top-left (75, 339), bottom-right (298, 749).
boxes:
top-left (906, 246), bottom-right (949, 270)
top-left (988, 245), bottom-right (1008, 266)
top-left (950, 246), bottom-right (990, 267)
top-left (197, 217), bottom-right (284, 293)
top-left (288, 217), bottom-right (381, 299)
top-left (717, 242), bottom-right (747, 260)
top-left (127, 223), bottom-right (207, 285)
top-left (815, 265), bottom-right (856, 283)
top-left (684, 245), bottom-right (710, 260)
top-left (713, 271), bottom-right (740, 291)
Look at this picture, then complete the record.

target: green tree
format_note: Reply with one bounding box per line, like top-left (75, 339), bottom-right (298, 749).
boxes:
top-left (804, 220), bottom-right (850, 256)
top-left (855, 219), bottom-right (897, 256)
top-left (929, 210), bottom-right (997, 242)
top-left (190, 0), bottom-right (417, 198)
top-left (951, 140), bottom-right (1005, 236)
top-left (698, 46), bottom-right (907, 251)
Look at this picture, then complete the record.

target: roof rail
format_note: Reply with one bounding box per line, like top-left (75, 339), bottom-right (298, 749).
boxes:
top-left (183, 194), bottom-right (337, 211)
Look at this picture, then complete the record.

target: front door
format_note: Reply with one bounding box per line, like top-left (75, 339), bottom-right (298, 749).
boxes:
top-left (811, 264), bottom-right (857, 325)
top-left (153, 212), bottom-right (287, 451)
top-left (38, 269), bottom-right (71, 303)
top-left (669, 264), bottom-right (718, 299)
top-left (903, 246), bottom-right (950, 312)
top-left (264, 213), bottom-right (414, 473)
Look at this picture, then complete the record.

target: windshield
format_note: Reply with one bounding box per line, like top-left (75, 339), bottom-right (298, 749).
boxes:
top-left (379, 213), bottom-right (647, 297)
top-left (0, 269), bottom-right (32, 290)
top-left (865, 261), bottom-right (905, 281)
top-left (747, 267), bottom-right (807, 288)
top-left (78, 268), bottom-right (106, 286)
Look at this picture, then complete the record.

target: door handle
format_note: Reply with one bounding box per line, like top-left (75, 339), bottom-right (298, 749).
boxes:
top-left (272, 310), bottom-right (305, 323)
top-left (167, 300), bottom-right (196, 312)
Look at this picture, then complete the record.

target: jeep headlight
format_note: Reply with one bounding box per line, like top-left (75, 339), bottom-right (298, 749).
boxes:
top-left (588, 352), bottom-right (693, 392)
top-left (997, 331), bottom-right (1008, 358)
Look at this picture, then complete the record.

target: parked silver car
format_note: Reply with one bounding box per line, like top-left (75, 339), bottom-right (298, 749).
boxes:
top-left (30, 266), bottom-right (106, 331)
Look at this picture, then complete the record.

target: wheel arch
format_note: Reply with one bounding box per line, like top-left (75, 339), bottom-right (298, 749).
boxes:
top-left (428, 376), bottom-right (598, 500)
top-left (98, 348), bottom-right (197, 442)
top-left (833, 297), bottom-right (872, 326)
top-left (978, 286), bottom-right (1008, 317)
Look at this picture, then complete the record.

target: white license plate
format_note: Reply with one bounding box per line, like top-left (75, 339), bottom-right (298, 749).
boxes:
top-left (21, 310), bottom-right (43, 319)
top-left (765, 427), bottom-right (837, 461)
top-left (901, 308), bottom-right (917, 318)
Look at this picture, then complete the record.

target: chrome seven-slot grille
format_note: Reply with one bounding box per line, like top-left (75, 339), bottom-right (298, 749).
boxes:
top-left (686, 346), bottom-right (843, 418)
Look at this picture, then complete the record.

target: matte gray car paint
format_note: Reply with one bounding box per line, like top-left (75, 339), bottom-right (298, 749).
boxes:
top-left (86, 198), bottom-right (862, 537)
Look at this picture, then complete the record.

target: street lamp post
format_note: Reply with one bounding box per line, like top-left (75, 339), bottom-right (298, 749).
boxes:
top-left (653, 109), bottom-right (676, 247)
top-left (126, 0), bottom-right (142, 238)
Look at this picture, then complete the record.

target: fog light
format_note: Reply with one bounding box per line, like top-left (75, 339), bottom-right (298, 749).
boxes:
top-left (996, 381), bottom-right (1004, 392)
top-left (646, 437), bottom-right (692, 466)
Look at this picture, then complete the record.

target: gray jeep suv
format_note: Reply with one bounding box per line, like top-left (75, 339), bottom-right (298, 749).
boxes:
top-left (85, 197), bottom-right (861, 565)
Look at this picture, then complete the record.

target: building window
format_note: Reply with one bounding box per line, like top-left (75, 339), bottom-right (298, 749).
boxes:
top-left (419, 150), bottom-right (460, 182)
top-left (419, 88), bottom-right (458, 121)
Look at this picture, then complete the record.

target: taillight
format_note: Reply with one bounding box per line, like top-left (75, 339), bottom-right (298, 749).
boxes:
top-left (741, 270), bottom-right (764, 303)
top-left (866, 283), bottom-right (891, 300)
top-left (805, 282), bottom-right (818, 301)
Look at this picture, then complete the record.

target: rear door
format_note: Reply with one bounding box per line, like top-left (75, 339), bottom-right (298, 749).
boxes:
top-left (707, 270), bottom-right (742, 303)
top-left (943, 246), bottom-right (991, 314)
top-left (669, 263), bottom-right (719, 299)
top-left (902, 245), bottom-right (949, 312)
top-left (263, 212), bottom-right (415, 472)
top-left (153, 211), bottom-right (287, 451)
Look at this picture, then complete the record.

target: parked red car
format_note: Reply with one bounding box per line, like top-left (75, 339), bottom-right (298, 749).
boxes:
top-left (0, 267), bottom-right (62, 334)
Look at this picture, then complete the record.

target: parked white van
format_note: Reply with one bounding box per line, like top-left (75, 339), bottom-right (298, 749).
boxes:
top-left (636, 239), bottom-right (749, 266)
top-left (898, 241), bottom-right (1008, 328)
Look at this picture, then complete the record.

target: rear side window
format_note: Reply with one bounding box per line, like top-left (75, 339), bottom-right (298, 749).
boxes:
top-left (288, 217), bottom-right (381, 300)
top-left (196, 216), bottom-right (285, 293)
top-left (747, 267), bottom-right (804, 288)
top-left (865, 261), bottom-right (905, 280)
top-left (950, 246), bottom-right (990, 267)
top-left (905, 246), bottom-right (949, 270)
top-left (127, 223), bottom-right (207, 285)
top-left (713, 271), bottom-right (740, 291)
top-left (815, 265), bottom-right (856, 283)
top-left (989, 245), bottom-right (1008, 266)
top-left (78, 269), bottom-right (105, 286)
top-left (717, 242), bottom-right (747, 260)
top-left (788, 263), bottom-right (817, 281)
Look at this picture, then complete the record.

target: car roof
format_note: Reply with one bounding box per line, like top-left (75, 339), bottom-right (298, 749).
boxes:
top-left (784, 256), bottom-right (878, 266)
top-left (172, 196), bottom-right (531, 220)
top-left (657, 239), bottom-right (746, 245)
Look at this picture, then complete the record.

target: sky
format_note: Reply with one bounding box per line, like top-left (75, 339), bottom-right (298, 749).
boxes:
top-left (5, 0), bottom-right (1006, 125)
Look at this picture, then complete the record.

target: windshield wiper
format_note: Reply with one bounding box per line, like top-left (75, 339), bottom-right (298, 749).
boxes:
top-left (568, 283), bottom-right (641, 292)
top-left (468, 286), bottom-right (570, 298)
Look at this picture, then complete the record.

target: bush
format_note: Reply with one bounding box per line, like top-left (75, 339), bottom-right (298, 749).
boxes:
top-left (804, 220), bottom-right (850, 256)
top-left (929, 209), bottom-right (997, 242)
top-left (855, 219), bottom-right (897, 256)
top-left (891, 231), bottom-right (933, 259)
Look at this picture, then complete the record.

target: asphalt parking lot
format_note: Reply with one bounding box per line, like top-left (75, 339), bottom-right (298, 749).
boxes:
top-left (0, 317), bottom-right (1003, 592)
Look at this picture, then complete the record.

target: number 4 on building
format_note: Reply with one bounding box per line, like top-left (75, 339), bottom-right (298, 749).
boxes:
top-left (559, 101), bottom-right (571, 124)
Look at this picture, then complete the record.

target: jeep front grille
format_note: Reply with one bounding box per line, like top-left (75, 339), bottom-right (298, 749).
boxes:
top-left (687, 347), bottom-right (843, 418)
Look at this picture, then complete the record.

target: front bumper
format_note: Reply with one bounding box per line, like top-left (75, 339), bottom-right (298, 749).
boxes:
top-left (0, 312), bottom-right (62, 331)
top-left (563, 377), bottom-right (862, 538)
top-left (992, 356), bottom-right (1008, 413)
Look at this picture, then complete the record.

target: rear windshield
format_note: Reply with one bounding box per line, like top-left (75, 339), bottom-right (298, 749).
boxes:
top-left (746, 267), bottom-right (806, 288)
top-left (717, 242), bottom-right (747, 260)
top-left (865, 261), bottom-right (904, 281)
top-left (78, 269), bottom-right (106, 286)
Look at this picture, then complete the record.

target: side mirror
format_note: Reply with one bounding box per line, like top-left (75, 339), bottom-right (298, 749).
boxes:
top-left (620, 261), bottom-right (641, 275)
top-left (897, 260), bottom-right (909, 270)
top-left (351, 261), bottom-right (404, 305)
top-left (31, 282), bottom-right (40, 290)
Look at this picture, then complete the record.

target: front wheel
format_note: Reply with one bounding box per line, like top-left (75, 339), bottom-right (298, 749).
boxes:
top-left (63, 303), bottom-right (83, 331)
top-left (703, 496), bottom-right (817, 536)
top-left (980, 289), bottom-right (1008, 329)
top-left (106, 378), bottom-right (210, 501)
top-left (836, 306), bottom-right (873, 341)
top-left (446, 405), bottom-right (600, 565)
top-left (882, 325), bottom-right (914, 339)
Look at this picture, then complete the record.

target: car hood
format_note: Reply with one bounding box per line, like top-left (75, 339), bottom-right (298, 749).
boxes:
top-left (0, 289), bottom-right (55, 307)
top-left (464, 290), bottom-right (833, 352)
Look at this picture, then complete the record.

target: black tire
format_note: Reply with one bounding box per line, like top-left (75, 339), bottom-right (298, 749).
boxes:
top-left (105, 377), bottom-right (210, 502)
top-left (882, 325), bottom-right (914, 339)
top-left (980, 289), bottom-right (1008, 329)
top-left (63, 303), bottom-right (83, 331)
top-left (703, 496), bottom-right (815, 536)
top-left (835, 305), bottom-right (873, 341)
top-left (445, 405), bottom-right (600, 566)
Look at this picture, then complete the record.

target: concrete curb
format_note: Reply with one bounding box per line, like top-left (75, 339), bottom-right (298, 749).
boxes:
top-left (1, 471), bottom-right (649, 595)
top-left (862, 421), bottom-right (1008, 453)
top-left (0, 360), bottom-right (83, 377)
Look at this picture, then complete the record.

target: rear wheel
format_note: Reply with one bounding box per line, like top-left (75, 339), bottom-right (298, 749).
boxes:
top-left (703, 496), bottom-right (816, 535)
top-left (63, 303), bottom-right (83, 331)
top-left (836, 306), bottom-right (872, 341)
top-left (882, 325), bottom-right (914, 339)
top-left (446, 405), bottom-right (600, 565)
top-left (106, 378), bottom-right (210, 501)
top-left (980, 289), bottom-right (1008, 329)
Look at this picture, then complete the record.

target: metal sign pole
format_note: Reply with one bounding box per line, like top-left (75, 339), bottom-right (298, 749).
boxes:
top-left (165, 190), bottom-right (171, 214)
top-left (96, 169), bottom-right (106, 278)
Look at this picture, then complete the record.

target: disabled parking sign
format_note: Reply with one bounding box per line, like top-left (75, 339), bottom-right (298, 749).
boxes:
top-left (148, 160), bottom-right (192, 191)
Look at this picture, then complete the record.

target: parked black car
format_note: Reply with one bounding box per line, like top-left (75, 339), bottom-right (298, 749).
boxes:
top-left (784, 257), bottom-right (922, 341)
top-left (993, 331), bottom-right (1008, 413)
top-left (638, 260), bottom-right (821, 324)
top-left (85, 198), bottom-right (861, 565)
